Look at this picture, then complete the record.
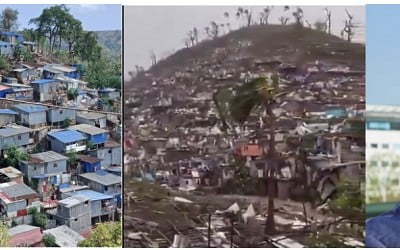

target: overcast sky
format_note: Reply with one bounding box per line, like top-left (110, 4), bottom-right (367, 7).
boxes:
top-left (124, 6), bottom-right (365, 79)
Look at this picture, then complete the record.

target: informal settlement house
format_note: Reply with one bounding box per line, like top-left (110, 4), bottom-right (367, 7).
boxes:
top-left (63, 189), bottom-right (116, 224)
top-left (0, 125), bottom-right (33, 152)
top-left (43, 225), bottom-right (84, 247)
top-left (19, 151), bottom-right (68, 194)
top-left (47, 129), bottom-right (86, 154)
top-left (52, 195), bottom-right (91, 233)
top-left (88, 141), bottom-right (121, 169)
top-left (76, 112), bottom-right (107, 129)
top-left (47, 108), bottom-right (77, 126)
top-left (0, 167), bottom-right (24, 184)
top-left (8, 224), bottom-right (43, 247)
top-left (0, 109), bottom-right (17, 126)
top-left (78, 171), bottom-right (121, 206)
top-left (69, 124), bottom-right (108, 147)
top-left (0, 181), bottom-right (39, 218)
top-left (31, 79), bottom-right (58, 102)
top-left (11, 104), bottom-right (47, 128)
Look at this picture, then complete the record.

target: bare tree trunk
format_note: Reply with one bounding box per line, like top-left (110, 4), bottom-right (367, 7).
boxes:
top-left (265, 103), bottom-right (276, 235)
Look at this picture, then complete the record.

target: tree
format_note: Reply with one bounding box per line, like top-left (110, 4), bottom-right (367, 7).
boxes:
top-left (0, 222), bottom-right (10, 247)
top-left (292, 7), bottom-right (304, 27)
top-left (323, 8), bottom-right (332, 34)
top-left (62, 118), bottom-right (72, 128)
top-left (43, 233), bottom-right (57, 247)
top-left (67, 150), bottom-right (77, 169)
top-left (0, 55), bottom-right (11, 71)
top-left (75, 31), bottom-right (101, 62)
top-left (29, 5), bottom-right (71, 52)
top-left (2, 146), bottom-right (28, 168)
top-left (78, 222), bottom-right (121, 247)
top-left (67, 87), bottom-right (78, 101)
top-left (62, 17), bottom-right (83, 58)
top-left (0, 8), bottom-right (19, 31)
top-left (33, 212), bottom-right (47, 229)
top-left (342, 9), bottom-right (355, 43)
top-left (279, 17), bottom-right (290, 25)
top-left (236, 7), bottom-right (244, 28)
top-left (261, 7), bottom-right (272, 25)
top-left (210, 21), bottom-right (219, 38)
top-left (243, 9), bottom-right (252, 27)
top-left (85, 56), bottom-right (121, 90)
top-left (150, 50), bottom-right (157, 65)
top-left (215, 75), bottom-right (285, 234)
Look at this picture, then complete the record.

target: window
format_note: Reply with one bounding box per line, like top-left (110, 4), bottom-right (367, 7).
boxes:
top-left (33, 167), bottom-right (37, 171)
top-left (393, 161), bottom-right (400, 167)
top-left (108, 149), bottom-right (112, 154)
top-left (74, 218), bottom-right (78, 221)
top-left (54, 163), bottom-right (58, 168)
top-left (382, 144), bottom-right (389, 149)
top-left (370, 144), bottom-right (378, 149)
top-left (104, 186), bottom-right (108, 191)
top-left (370, 161), bottom-right (377, 167)
top-left (367, 121), bottom-right (390, 130)
top-left (17, 135), bottom-right (21, 140)
top-left (60, 110), bottom-right (63, 114)
top-left (85, 201), bottom-right (89, 205)
top-left (382, 161), bottom-right (389, 167)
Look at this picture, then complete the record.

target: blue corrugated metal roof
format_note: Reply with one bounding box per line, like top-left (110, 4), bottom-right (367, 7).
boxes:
top-left (48, 130), bottom-right (85, 144)
top-left (0, 31), bottom-right (23, 36)
top-left (13, 104), bottom-right (47, 113)
top-left (0, 109), bottom-right (17, 115)
top-left (31, 79), bottom-right (56, 84)
top-left (0, 41), bottom-right (10, 46)
top-left (67, 189), bottom-right (113, 201)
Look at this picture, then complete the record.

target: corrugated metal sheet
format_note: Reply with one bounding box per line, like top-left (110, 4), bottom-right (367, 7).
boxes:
top-left (48, 130), bottom-right (86, 144)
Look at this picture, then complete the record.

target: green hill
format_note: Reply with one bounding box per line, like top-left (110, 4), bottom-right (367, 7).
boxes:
top-left (94, 30), bottom-right (121, 60)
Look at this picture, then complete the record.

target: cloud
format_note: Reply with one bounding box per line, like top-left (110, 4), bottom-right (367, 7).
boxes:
top-left (71, 4), bottom-right (104, 12)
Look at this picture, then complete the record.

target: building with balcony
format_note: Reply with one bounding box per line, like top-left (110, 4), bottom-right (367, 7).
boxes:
top-left (47, 129), bottom-right (86, 154)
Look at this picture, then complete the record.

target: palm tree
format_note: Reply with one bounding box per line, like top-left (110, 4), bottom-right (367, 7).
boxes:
top-left (236, 7), bottom-right (244, 28)
top-left (220, 23), bottom-right (226, 34)
top-left (224, 12), bottom-right (230, 33)
top-left (216, 75), bottom-right (287, 234)
top-left (193, 27), bottom-right (199, 44)
top-left (243, 9), bottom-right (252, 27)
top-left (263, 7), bottom-right (273, 25)
top-left (210, 21), bottom-right (219, 38)
top-left (292, 7), bottom-right (304, 27)
top-left (205, 26), bottom-right (211, 38)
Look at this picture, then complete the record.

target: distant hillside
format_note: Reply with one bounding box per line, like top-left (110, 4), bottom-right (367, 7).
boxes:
top-left (94, 30), bottom-right (121, 60)
top-left (132, 24), bottom-right (364, 82)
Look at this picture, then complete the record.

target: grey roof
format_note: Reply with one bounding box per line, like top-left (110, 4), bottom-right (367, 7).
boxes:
top-left (0, 125), bottom-right (33, 137)
top-left (0, 167), bottom-right (22, 179)
top-left (44, 225), bottom-right (84, 247)
top-left (76, 112), bottom-right (106, 120)
top-left (69, 124), bottom-right (108, 135)
top-left (8, 224), bottom-right (40, 236)
top-left (79, 172), bottom-right (121, 186)
top-left (58, 195), bottom-right (89, 208)
top-left (0, 182), bottom-right (37, 198)
top-left (29, 151), bottom-right (68, 163)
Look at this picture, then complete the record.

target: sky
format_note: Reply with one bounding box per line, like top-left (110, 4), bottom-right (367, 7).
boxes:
top-left (366, 5), bottom-right (400, 105)
top-left (0, 4), bottom-right (121, 31)
top-left (124, 6), bottom-right (365, 79)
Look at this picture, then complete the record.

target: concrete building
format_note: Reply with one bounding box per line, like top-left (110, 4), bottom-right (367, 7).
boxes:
top-left (53, 195), bottom-right (91, 233)
top-left (47, 108), bottom-right (76, 125)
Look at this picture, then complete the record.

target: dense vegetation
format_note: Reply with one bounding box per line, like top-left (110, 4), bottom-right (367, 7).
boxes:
top-left (0, 5), bottom-right (121, 90)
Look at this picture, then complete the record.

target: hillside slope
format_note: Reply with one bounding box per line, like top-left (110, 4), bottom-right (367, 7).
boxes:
top-left (94, 30), bottom-right (121, 59)
top-left (127, 24), bottom-right (364, 87)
